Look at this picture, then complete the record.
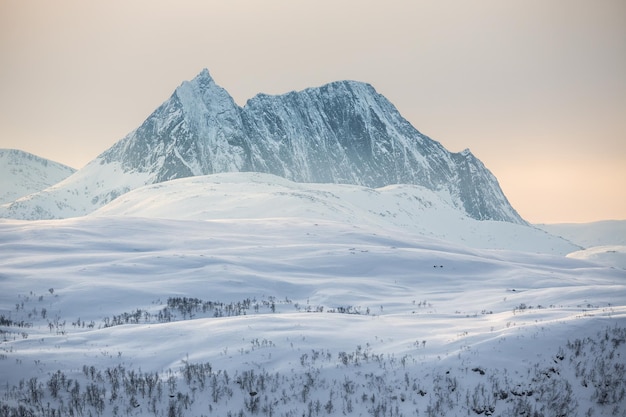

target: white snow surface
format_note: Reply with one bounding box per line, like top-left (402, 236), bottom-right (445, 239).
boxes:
top-left (537, 220), bottom-right (626, 248)
top-left (0, 149), bottom-right (75, 205)
top-left (567, 245), bottom-right (626, 270)
top-left (0, 158), bottom-right (152, 220)
top-left (93, 172), bottom-right (577, 255)
top-left (1, 176), bottom-right (625, 416)
top-left (538, 220), bottom-right (626, 269)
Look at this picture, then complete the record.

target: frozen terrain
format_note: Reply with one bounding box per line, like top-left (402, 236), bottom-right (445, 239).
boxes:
top-left (538, 220), bottom-right (626, 270)
top-left (0, 149), bottom-right (75, 205)
top-left (1, 174), bottom-right (624, 417)
top-left (94, 173), bottom-right (574, 255)
top-left (537, 220), bottom-right (626, 248)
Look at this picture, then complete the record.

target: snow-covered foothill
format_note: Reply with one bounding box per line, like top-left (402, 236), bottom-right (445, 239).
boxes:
top-left (538, 220), bottom-right (626, 269)
top-left (93, 172), bottom-right (577, 255)
top-left (0, 149), bottom-right (75, 204)
top-left (537, 220), bottom-right (626, 248)
top-left (567, 245), bottom-right (626, 270)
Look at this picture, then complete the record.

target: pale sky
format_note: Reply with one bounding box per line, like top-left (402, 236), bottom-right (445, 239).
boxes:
top-left (1, 0), bottom-right (624, 223)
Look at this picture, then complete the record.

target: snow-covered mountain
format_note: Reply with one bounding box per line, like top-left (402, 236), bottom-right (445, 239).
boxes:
top-left (0, 149), bottom-right (75, 204)
top-left (0, 69), bottom-right (524, 223)
top-left (94, 172), bottom-right (577, 255)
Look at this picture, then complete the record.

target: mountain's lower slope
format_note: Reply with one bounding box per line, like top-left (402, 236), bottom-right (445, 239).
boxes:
top-left (93, 172), bottom-right (576, 255)
top-left (0, 149), bottom-right (76, 205)
top-left (1, 215), bottom-right (624, 416)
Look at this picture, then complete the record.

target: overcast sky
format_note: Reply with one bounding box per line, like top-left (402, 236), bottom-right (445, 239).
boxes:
top-left (1, 0), bottom-right (624, 223)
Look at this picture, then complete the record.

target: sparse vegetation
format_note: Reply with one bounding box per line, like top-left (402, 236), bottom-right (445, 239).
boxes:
top-left (1, 324), bottom-right (624, 416)
top-left (1, 216), bottom-right (624, 417)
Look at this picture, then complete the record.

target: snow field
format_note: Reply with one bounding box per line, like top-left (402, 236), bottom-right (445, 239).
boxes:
top-left (1, 213), bottom-right (624, 416)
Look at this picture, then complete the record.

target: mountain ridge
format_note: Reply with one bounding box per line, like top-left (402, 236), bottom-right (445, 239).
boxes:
top-left (1, 69), bottom-right (524, 223)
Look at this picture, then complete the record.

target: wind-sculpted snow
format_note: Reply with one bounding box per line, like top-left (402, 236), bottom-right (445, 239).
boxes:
top-left (93, 172), bottom-right (577, 255)
top-left (0, 216), bottom-right (624, 416)
top-left (0, 69), bottom-right (524, 223)
top-left (538, 221), bottom-right (626, 269)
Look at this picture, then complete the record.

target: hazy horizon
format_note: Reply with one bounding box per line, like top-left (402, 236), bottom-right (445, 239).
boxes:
top-left (1, 0), bottom-right (624, 223)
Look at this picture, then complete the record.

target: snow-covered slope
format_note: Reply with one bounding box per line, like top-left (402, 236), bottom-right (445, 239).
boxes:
top-left (0, 159), bottom-right (152, 219)
top-left (567, 245), bottom-right (626, 270)
top-left (0, 69), bottom-right (524, 223)
top-left (537, 220), bottom-right (626, 248)
top-left (0, 149), bottom-right (75, 204)
top-left (94, 172), bottom-right (577, 255)
top-left (0, 215), bottom-right (624, 416)
top-left (538, 220), bottom-right (626, 269)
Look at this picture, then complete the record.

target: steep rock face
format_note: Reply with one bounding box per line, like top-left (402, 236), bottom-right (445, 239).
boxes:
top-left (101, 69), bottom-right (247, 182)
top-left (240, 80), bottom-right (440, 186)
top-left (450, 149), bottom-right (520, 223)
top-left (239, 81), bottom-right (522, 223)
top-left (0, 69), bottom-right (525, 223)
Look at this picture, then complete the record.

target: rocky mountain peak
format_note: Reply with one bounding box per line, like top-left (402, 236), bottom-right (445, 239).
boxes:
top-left (0, 70), bottom-right (526, 224)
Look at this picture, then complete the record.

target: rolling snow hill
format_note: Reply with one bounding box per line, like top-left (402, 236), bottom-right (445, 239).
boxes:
top-left (0, 69), bottom-right (523, 223)
top-left (0, 214), bottom-right (624, 416)
top-left (93, 172), bottom-right (577, 255)
top-left (0, 149), bottom-right (75, 204)
top-left (537, 220), bottom-right (626, 248)
top-left (538, 221), bottom-right (626, 269)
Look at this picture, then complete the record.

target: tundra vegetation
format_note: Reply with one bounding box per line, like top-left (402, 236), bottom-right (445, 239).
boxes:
top-left (1, 289), bottom-right (625, 417)
top-left (1, 216), bottom-right (624, 416)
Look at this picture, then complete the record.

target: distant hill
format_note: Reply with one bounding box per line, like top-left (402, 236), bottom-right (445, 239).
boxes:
top-left (0, 149), bottom-right (75, 204)
top-left (93, 172), bottom-right (577, 255)
top-left (537, 220), bottom-right (626, 248)
top-left (537, 221), bottom-right (626, 269)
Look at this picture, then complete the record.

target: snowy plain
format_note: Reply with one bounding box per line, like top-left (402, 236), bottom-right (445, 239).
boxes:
top-left (1, 173), bottom-right (625, 417)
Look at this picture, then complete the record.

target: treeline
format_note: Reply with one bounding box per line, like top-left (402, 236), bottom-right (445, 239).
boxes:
top-left (101, 296), bottom-right (285, 328)
top-left (100, 296), bottom-right (379, 329)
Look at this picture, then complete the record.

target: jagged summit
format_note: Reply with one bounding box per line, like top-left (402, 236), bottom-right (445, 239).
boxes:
top-left (0, 69), bottom-right (525, 224)
top-left (196, 67), bottom-right (213, 80)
